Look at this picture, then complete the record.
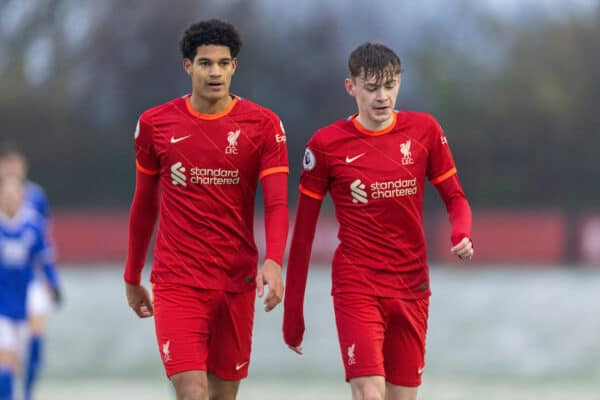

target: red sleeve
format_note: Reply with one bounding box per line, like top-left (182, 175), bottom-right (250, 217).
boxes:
top-left (134, 113), bottom-right (160, 174)
top-left (298, 133), bottom-right (329, 199)
top-left (434, 174), bottom-right (472, 246)
top-left (258, 112), bottom-right (289, 179)
top-left (261, 172), bottom-right (289, 265)
top-left (123, 169), bottom-right (160, 285)
top-left (282, 192), bottom-right (323, 347)
top-left (427, 116), bottom-right (457, 184)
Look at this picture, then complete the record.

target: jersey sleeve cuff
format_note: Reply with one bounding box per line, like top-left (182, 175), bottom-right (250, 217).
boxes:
top-left (123, 271), bottom-right (142, 286)
top-left (259, 166), bottom-right (289, 179)
top-left (136, 160), bottom-right (160, 176)
top-left (299, 184), bottom-right (325, 200)
top-left (430, 167), bottom-right (457, 185)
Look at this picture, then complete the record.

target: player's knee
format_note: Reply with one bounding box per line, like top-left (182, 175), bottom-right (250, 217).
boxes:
top-left (361, 392), bottom-right (384, 400)
top-left (0, 352), bottom-right (17, 371)
top-left (172, 377), bottom-right (208, 400)
top-left (351, 377), bottom-right (385, 400)
top-left (28, 315), bottom-right (46, 335)
top-left (208, 378), bottom-right (240, 400)
top-left (209, 392), bottom-right (237, 400)
top-left (354, 385), bottom-right (384, 400)
top-left (176, 385), bottom-right (208, 400)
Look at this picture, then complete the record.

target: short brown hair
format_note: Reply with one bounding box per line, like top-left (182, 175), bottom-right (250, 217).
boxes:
top-left (348, 42), bottom-right (402, 84)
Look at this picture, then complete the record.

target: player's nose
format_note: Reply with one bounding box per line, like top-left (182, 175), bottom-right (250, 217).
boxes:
top-left (208, 65), bottom-right (222, 77)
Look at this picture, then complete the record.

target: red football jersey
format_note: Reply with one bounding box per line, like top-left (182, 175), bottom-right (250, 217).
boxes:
top-left (134, 95), bottom-right (288, 292)
top-left (299, 111), bottom-right (456, 299)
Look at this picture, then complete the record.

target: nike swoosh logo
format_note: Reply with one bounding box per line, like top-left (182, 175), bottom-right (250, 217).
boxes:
top-left (235, 361), bottom-right (248, 371)
top-left (345, 153), bottom-right (366, 163)
top-left (170, 135), bottom-right (191, 144)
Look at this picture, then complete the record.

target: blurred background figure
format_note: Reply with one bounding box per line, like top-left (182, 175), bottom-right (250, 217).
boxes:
top-left (0, 146), bottom-right (62, 400)
top-left (0, 176), bottom-right (56, 400)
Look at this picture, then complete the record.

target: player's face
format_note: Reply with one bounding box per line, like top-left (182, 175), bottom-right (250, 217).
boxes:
top-left (0, 177), bottom-right (24, 217)
top-left (345, 69), bottom-right (401, 128)
top-left (183, 45), bottom-right (237, 103)
top-left (0, 154), bottom-right (27, 181)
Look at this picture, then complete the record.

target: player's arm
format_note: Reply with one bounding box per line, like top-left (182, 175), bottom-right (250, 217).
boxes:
top-left (434, 174), bottom-right (473, 261)
top-left (283, 191), bottom-right (323, 354)
top-left (124, 169), bottom-right (159, 317)
top-left (257, 172), bottom-right (288, 312)
top-left (124, 114), bottom-right (160, 318)
top-left (33, 185), bottom-right (63, 295)
top-left (427, 116), bottom-right (473, 261)
top-left (35, 229), bottom-right (62, 306)
top-left (283, 140), bottom-right (328, 353)
top-left (256, 114), bottom-right (290, 312)
top-left (124, 169), bottom-right (159, 285)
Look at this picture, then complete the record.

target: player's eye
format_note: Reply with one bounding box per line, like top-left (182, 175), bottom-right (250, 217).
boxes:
top-left (220, 60), bottom-right (231, 66)
top-left (198, 60), bottom-right (210, 67)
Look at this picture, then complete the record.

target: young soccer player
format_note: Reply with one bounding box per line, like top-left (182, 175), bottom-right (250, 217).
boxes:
top-left (283, 42), bottom-right (473, 400)
top-left (124, 19), bottom-right (289, 400)
top-left (0, 146), bottom-right (61, 400)
top-left (0, 176), bottom-right (55, 400)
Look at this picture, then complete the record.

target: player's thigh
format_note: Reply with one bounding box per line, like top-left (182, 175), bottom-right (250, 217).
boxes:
top-left (382, 297), bottom-right (429, 387)
top-left (207, 289), bottom-right (255, 381)
top-left (153, 283), bottom-right (220, 377)
top-left (27, 280), bottom-right (51, 322)
top-left (333, 292), bottom-right (386, 381)
top-left (170, 370), bottom-right (208, 400)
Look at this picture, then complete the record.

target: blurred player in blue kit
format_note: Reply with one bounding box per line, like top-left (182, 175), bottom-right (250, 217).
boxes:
top-left (0, 147), bottom-right (62, 400)
top-left (0, 175), bottom-right (57, 400)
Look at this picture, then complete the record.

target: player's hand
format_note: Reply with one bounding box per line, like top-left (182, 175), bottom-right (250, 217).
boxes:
top-left (50, 286), bottom-right (63, 308)
top-left (256, 259), bottom-right (284, 312)
top-left (451, 237), bottom-right (474, 261)
top-left (283, 306), bottom-right (305, 355)
top-left (126, 283), bottom-right (154, 318)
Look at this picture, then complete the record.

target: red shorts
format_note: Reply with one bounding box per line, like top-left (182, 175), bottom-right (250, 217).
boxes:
top-left (152, 283), bottom-right (255, 380)
top-left (333, 292), bottom-right (429, 387)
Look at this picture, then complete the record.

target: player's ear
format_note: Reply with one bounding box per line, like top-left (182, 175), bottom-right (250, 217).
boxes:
top-left (344, 78), bottom-right (355, 97)
top-left (183, 58), bottom-right (193, 76)
top-left (231, 58), bottom-right (238, 75)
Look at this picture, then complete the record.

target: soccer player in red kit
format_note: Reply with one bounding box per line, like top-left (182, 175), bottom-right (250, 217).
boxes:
top-left (124, 19), bottom-right (288, 400)
top-left (283, 43), bottom-right (473, 400)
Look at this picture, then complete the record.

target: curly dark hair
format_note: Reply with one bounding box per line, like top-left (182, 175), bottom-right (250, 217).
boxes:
top-left (179, 19), bottom-right (242, 61)
top-left (348, 42), bottom-right (402, 84)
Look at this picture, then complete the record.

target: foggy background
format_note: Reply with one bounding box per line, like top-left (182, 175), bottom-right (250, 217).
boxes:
top-left (3, 0), bottom-right (599, 208)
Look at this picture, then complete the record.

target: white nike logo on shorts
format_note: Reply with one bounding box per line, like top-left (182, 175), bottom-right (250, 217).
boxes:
top-left (235, 361), bottom-right (248, 371)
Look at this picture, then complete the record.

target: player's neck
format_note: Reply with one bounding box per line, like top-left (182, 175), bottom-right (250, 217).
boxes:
top-left (189, 93), bottom-right (233, 115)
top-left (355, 113), bottom-right (394, 132)
top-left (0, 207), bottom-right (18, 221)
